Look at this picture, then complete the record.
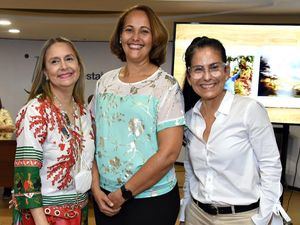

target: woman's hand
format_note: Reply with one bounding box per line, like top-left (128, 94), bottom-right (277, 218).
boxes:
top-left (108, 189), bottom-right (125, 210)
top-left (91, 159), bottom-right (120, 216)
top-left (92, 186), bottom-right (121, 217)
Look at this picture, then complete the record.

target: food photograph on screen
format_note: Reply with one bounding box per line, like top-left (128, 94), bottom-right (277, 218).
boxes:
top-left (226, 55), bottom-right (254, 96)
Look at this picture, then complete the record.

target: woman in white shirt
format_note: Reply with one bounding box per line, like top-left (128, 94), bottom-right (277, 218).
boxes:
top-left (179, 36), bottom-right (287, 225)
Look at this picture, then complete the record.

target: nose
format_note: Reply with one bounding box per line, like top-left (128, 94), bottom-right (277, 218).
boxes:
top-left (132, 30), bottom-right (140, 40)
top-left (203, 69), bottom-right (211, 80)
top-left (60, 60), bottom-right (67, 69)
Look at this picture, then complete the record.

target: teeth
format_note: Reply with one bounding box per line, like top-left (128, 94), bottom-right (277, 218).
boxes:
top-left (201, 83), bottom-right (215, 88)
top-left (129, 44), bottom-right (143, 49)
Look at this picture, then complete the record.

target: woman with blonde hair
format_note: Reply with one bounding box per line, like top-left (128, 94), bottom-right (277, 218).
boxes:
top-left (12, 37), bottom-right (94, 225)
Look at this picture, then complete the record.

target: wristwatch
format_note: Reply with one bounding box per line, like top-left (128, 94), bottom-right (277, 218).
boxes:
top-left (120, 184), bottom-right (133, 200)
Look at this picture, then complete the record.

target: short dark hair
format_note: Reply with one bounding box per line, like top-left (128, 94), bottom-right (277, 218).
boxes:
top-left (184, 36), bottom-right (227, 70)
top-left (110, 5), bottom-right (168, 66)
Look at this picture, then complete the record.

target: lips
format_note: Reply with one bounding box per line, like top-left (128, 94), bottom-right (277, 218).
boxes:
top-left (200, 83), bottom-right (216, 89)
top-left (58, 71), bottom-right (74, 79)
top-left (128, 43), bottom-right (144, 50)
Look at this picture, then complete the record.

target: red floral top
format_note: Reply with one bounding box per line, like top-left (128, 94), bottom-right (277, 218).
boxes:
top-left (13, 95), bottom-right (95, 211)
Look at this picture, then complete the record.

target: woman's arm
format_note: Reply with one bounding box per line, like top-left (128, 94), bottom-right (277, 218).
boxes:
top-left (127, 126), bottom-right (183, 194)
top-left (13, 101), bottom-right (45, 220)
top-left (30, 208), bottom-right (49, 225)
top-left (108, 125), bottom-right (183, 207)
top-left (246, 101), bottom-right (285, 225)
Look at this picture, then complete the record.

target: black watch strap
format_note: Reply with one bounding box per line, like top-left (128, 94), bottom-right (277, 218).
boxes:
top-left (121, 184), bottom-right (133, 200)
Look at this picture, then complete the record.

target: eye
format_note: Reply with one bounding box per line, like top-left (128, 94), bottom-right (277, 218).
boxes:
top-left (50, 58), bottom-right (60, 64)
top-left (65, 56), bottom-right (75, 62)
top-left (193, 66), bottom-right (204, 73)
top-left (210, 63), bottom-right (220, 71)
top-left (140, 28), bottom-right (151, 34)
top-left (123, 27), bottom-right (133, 33)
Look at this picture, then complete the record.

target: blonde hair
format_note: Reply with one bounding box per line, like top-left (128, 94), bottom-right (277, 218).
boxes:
top-left (110, 5), bottom-right (169, 66)
top-left (28, 37), bottom-right (85, 104)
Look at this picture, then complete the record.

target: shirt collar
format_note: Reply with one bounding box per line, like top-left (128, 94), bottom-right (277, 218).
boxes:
top-left (217, 91), bottom-right (234, 115)
top-left (192, 100), bottom-right (201, 116)
top-left (191, 91), bottom-right (234, 117)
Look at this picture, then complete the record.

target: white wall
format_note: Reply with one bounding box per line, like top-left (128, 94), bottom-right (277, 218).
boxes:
top-left (0, 39), bottom-right (299, 188)
top-left (0, 39), bottom-right (173, 118)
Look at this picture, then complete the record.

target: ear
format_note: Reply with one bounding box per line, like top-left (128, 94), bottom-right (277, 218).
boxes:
top-left (186, 72), bottom-right (192, 86)
top-left (44, 71), bottom-right (49, 80)
top-left (224, 64), bottom-right (230, 80)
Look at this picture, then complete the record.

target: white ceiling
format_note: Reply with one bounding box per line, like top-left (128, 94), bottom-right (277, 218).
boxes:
top-left (0, 0), bottom-right (300, 41)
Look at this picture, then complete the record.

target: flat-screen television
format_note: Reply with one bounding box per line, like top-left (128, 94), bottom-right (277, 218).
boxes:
top-left (172, 22), bottom-right (300, 124)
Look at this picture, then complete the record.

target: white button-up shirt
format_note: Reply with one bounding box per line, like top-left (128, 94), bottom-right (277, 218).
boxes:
top-left (179, 91), bottom-right (287, 225)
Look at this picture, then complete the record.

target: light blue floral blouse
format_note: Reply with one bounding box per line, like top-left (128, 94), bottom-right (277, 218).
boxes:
top-left (90, 67), bottom-right (185, 198)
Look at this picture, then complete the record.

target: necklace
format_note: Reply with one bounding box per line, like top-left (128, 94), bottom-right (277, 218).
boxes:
top-left (53, 95), bottom-right (76, 128)
top-left (53, 95), bottom-right (83, 173)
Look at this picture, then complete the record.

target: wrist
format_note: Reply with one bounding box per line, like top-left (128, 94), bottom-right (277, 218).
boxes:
top-left (91, 183), bottom-right (100, 193)
top-left (120, 184), bottom-right (133, 201)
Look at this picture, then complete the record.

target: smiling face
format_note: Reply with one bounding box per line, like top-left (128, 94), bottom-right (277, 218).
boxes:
top-left (187, 46), bottom-right (229, 103)
top-left (120, 10), bottom-right (153, 64)
top-left (44, 42), bottom-right (80, 94)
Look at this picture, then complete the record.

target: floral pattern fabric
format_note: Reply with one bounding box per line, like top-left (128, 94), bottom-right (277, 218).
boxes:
top-left (90, 67), bottom-right (185, 198)
top-left (13, 95), bottom-right (95, 225)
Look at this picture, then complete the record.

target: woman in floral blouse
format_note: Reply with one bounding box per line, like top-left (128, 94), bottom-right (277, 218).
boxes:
top-left (12, 37), bottom-right (95, 225)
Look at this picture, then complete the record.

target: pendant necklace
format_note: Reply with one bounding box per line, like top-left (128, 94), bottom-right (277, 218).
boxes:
top-left (54, 95), bottom-right (83, 174)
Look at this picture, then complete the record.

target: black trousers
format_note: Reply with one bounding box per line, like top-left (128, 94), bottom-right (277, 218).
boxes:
top-left (93, 183), bottom-right (180, 225)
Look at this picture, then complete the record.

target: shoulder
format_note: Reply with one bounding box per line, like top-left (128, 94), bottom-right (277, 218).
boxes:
top-left (18, 96), bottom-right (51, 118)
top-left (96, 68), bottom-right (120, 88)
top-left (155, 68), bottom-right (179, 88)
top-left (232, 95), bottom-right (268, 122)
top-left (234, 95), bottom-right (265, 111)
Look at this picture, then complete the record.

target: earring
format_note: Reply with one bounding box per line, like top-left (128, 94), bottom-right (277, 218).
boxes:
top-left (45, 73), bottom-right (49, 81)
top-left (119, 39), bottom-right (122, 44)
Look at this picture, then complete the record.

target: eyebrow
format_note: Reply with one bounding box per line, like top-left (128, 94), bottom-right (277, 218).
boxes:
top-left (192, 62), bottom-right (221, 67)
top-left (48, 54), bottom-right (75, 60)
top-left (123, 25), bottom-right (151, 30)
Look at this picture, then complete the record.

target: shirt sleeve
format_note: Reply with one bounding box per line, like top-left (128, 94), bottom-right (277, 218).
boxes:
top-left (13, 101), bottom-right (46, 209)
top-left (245, 100), bottom-right (286, 225)
top-left (157, 81), bottom-right (185, 132)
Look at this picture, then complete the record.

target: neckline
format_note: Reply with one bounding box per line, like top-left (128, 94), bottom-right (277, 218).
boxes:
top-left (116, 67), bottom-right (160, 85)
top-left (53, 95), bottom-right (77, 128)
